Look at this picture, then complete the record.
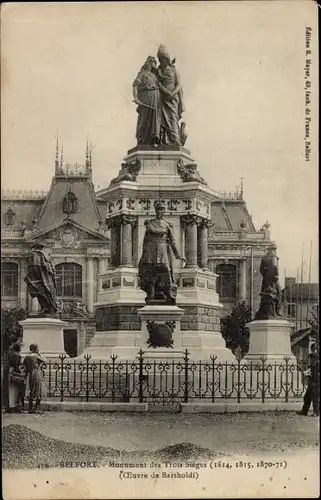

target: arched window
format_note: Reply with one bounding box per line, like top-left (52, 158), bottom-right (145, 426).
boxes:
top-left (1, 262), bottom-right (18, 296)
top-left (216, 264), bottom-right (237, 299)
top-left (4, 208), bottom-right (15, 226)
top-left (55, 263), bottom-right (82, 298)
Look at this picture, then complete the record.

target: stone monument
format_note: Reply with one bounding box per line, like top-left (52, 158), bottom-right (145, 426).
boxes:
top-left (245, 244), bottom-right (296, 363)
top-left (20, 241), bottom-right (67, 358)
top-left (137, 199), bottom-right (185, 358)
top-left (85, 45), bottom-right (234, 362)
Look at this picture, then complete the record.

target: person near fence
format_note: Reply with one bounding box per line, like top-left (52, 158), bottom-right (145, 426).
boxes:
top-left (23, 343), bottom-right (46, 414)
top-left (297, 343), bottom-right (319, 417)
top-left (2, 334), bottom-right (20, 412)
top-left (7, 342), bottom-right (25, 414)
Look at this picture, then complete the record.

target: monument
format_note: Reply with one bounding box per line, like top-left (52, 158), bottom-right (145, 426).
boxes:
top-left (245, 244), bottom-right (296, 363)
top-left (19, 242), bottom-right (67, 358)
top-left (85, 45), bottom-right (234, 362)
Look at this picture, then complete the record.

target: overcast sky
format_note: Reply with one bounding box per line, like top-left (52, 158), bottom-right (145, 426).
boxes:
top-left (1, 1), bottom-right (319, 283)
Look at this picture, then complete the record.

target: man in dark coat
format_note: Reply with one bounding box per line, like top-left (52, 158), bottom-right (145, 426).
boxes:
top-left (297, 343), bottom-right (319, 416)
top-left (24, 242), bottom-right (58, 316)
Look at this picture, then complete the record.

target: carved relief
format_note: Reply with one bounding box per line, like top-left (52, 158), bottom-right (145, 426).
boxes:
top-left (126, 198), bottom-right (136, 210)
top-left (59, 227), bottom-right (78, 248)
top-left (183, 199), bottom-right (192, 211)
top-left (177, 160), bottom-right (207, 185)
top-left (146, 320), bottom-right (174, 349)
top-left (167, 199), bottom-right (179, 211)
top-left (110, 159), bottom-right (142, 185)
top-left (139, 199), bottom-right (151, 211)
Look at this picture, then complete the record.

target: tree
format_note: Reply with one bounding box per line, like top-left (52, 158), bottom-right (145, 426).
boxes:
top-left (221, 301), bottom-right (252, 358)
top-left (1, 307), bottom-right (27, 355)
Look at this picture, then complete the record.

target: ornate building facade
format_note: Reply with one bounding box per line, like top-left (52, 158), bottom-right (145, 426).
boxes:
top-left (1, 142), bottom-right (274, 357)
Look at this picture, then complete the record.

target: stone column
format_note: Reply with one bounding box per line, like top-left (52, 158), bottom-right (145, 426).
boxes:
top-left (98, 258), bottom-right (106, 275)
top-left (199, 220), bottom-right (209, 269)
top-left (182, 215), bottom-right (199, 267)
top-left (86, 257), bottom-right (94, 314)
top-left (109, 226), bottom-right (116, 268)
top-left (238, 259), bottom-right (247, 302)
top-left (120, 216), bottom-right (135, 267)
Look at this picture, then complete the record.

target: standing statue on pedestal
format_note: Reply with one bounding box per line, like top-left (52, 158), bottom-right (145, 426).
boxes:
top-left (133, 56), bottom-right (161, 146)
top-left (255, 244), bottom-right (282, 320)
top-left (138, 200), bottom-right (185, 305)
top-left (157, 45), bottom-right (185, 146)
top-left (132, 46), bottom-right (185, 147)
top-left (25, 242), bottom-right (58, 317)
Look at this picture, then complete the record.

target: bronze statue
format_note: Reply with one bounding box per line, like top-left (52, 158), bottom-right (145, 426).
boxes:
top-left (132, 46), bottom-right (185, 147)
top-left (157, 45), bottom-right (185, 146)
top-left (255, 244), bottom-right (282, 320)
top-left (133, 56), bottom-right (161, 146)
top-left (138, 200), bottom-right (185, 305)
top-left (25, 242), bottom-right (58, 317)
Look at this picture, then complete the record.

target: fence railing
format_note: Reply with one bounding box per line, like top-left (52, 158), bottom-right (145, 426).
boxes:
top-left (39, 350), bottom-right (306, 405)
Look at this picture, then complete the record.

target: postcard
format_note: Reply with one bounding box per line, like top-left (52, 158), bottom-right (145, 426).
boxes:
top-left (1, 1), bottom-right (319, 498)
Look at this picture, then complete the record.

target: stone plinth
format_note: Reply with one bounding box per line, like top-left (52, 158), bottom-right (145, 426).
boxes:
top-left (137, 305), bottom-right (185, 360)
top-left (244, 319), bottom-right (296, 363)
top-left (19, 317), bottom-right (68, 359)
top-left (98, 267), bottom-right (145, 305)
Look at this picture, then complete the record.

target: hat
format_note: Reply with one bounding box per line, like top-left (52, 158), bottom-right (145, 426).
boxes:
top-left (154, 200), bottom-right (165, 209)
top-left (157, 45), bottom-right (171, 60)
top-left (31, 239), bottom-right (46, 249)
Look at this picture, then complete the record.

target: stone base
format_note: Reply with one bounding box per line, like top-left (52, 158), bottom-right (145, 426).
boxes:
top-left (19, 317), bottom-right (68, 359)
top-left (177, 267), bottom-right (221, 308)
top-left (244, 319), bottom-right (296, 364)
top-left (97, 267), bottom-right (145, 305)
top-left (138, 304), bottom-right (185, 355)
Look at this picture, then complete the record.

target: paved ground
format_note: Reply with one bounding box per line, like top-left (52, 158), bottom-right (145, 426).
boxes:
top-left (2, 410), bottom-right (319, 455)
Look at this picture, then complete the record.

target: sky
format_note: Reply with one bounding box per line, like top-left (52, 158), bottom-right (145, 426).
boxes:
top-left (1, 1), bottom-right (319, 284)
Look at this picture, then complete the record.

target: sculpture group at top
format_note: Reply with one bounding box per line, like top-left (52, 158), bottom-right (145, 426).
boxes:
top-left (133, 45), bottom-right (186, 147)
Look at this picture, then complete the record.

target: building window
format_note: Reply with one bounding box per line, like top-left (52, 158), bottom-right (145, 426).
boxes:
top-left (63, 189), bottom-right (78, 215)
top-left (1, 262), bottom-right (18, 297)
top-left (287, 303), bottom-right (296, 318)
top-left (4, 208), bottom-right (15, 226)
top-left (216, 264), bottom-right (237, 299)
top-left (56, 263), bottom-right (82, 298)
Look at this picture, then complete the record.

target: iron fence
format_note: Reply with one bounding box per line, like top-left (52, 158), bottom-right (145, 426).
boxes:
top-left (39, 350), bottom-right (306, 405)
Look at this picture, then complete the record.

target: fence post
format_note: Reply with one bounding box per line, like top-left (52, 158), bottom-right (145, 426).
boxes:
top-left (284, 356), bottom-right (289, 403)
top-left (59, 354), bottom-right (65, 402)
top-left (111, 354), bottom-right (116, 402)
top-left (211, 355), bottom-right (215, 403)
top-left (85, 354), bottom-right (90, 402)
top-left (261, 356), bottom-right (266, 404)
top-left (138, 349), bottom-right (144, 403)
top-left (184, 349), bottom-right (189, 403)
top-left (237, 358), bottom-right (241, 404)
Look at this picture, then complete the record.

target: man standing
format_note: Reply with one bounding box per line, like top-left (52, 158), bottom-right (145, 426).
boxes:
top-left (297, 343), bottom-right (319, 416)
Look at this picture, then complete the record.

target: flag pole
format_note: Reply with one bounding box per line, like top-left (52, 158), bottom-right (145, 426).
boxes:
top-left (299, 244), bottom-right (304, 329)
top-left (306, 241), bottom-right (312, 323)
top-left (284, 268), bottom-right (287, 317)
top-left (296, 267), bottom-right (299, 332)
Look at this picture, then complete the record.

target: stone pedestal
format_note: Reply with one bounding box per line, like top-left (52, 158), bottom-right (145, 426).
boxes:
top-left (137, 305), bottom-right (185, 360)
top-left (19, 317), bottom-right (68, 359)
top-left (244, 319), bottom-right (296, 363)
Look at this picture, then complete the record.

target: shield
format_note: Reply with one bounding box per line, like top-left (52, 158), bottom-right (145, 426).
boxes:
top-left (61, 227), bottom-right (76, 247)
